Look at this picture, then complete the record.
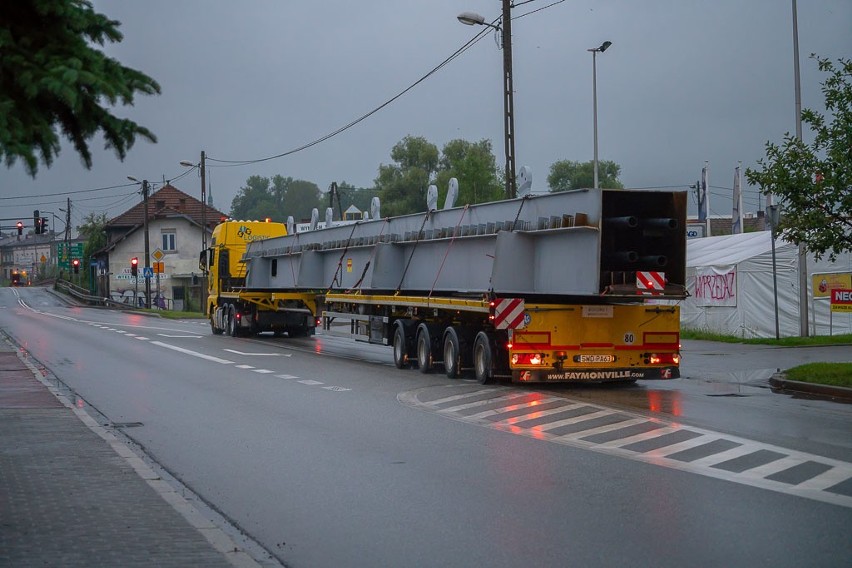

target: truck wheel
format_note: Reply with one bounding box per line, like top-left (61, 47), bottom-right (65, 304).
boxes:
top-left (228, 305), bottom-right (238, 337)
top-left (443, 327), bottom-right (462, 379)
top-left (224, 305), bottom-right (233, 336)
top-left (210, 314), bottom-right (223, 335)
top-left (416, 323), bottom-right (433, 374)
top-left (392, 323), bottom-right (410, 369)
top-left (473, 332), bottom-right (493, 385)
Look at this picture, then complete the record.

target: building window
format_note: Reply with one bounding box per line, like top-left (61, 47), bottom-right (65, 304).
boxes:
top-left (162, 231), bottom-right (176, 251)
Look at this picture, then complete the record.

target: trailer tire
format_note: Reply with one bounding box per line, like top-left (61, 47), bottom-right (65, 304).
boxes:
top-left (392, 323), bottom-right (410, 369)
top-left (416, 323), bottom-right (434, 374)
top-left (473, 332), bottom-right (493, 385)
top-left (443, 327), bottom-right (463, 379)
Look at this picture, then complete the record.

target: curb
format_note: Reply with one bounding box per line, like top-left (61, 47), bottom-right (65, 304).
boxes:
top-left (769, 372), bottom-right (852, 402)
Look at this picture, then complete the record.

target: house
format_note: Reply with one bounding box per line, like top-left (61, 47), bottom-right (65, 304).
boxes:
top-left (95, 184), bottom-right (225, 311)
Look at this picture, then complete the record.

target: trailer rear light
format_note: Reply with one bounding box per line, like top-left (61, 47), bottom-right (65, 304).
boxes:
top-left (511, 353), bottom-right (544, 365)
top-left (647, 353), bottom-right (680, 365)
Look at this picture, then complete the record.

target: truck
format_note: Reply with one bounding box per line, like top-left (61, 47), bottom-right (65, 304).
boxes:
top-left (204, 180), bottom-right (687, 385)
top-left (204, 220), bottom-right (318, 338)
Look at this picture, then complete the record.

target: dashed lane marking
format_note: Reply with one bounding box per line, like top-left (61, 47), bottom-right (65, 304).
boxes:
top-left (400, 385), bottom-right (852, 509)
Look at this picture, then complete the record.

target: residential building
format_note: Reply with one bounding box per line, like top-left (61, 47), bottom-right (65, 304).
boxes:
top-left (95, 184), bottom-right (225, 310)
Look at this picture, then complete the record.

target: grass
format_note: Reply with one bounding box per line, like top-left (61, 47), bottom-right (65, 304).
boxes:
top-left (682, 329), bottom-right (852, 389)
top-left (784, 363), bottom-right (852, 388)
top-left (681, 329), bottom-right (852, 347)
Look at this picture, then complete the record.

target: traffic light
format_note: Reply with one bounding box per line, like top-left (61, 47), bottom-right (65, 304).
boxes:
top-left (131, 257), bottom-right (139, 277)
top-left (33, 210), bottom-right (40, 234)
top-left (41, 217), bottom-right (48, 233)
top-left (72, 259), bottom-right (80, 274)
top-left (16, 221), bottom-right (23, 236)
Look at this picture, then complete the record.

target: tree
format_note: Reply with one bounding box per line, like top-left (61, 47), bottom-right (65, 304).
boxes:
top-left (280, 177), bottom-right (323, 222)
top-left (0, 0), bottom-right (161, 176)
top-left (77, 211), bottom-right (108, 264)
top-left (746, 56), bottom-right (852, 260)
top-left (375, 135), bottom-right (439, 216)
top-left (230, 176), bottom-right (278, 220)
top-left (230, 175), bottom-right (323, 222)
top-left (334, 181), bottom-right (379, 218)
top-left (434, 139), bottom-right (503, 206)
top-left (547, 160), bottom-right (624, 192)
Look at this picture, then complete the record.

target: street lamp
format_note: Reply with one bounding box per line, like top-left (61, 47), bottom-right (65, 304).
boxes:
top-left (458, 0), bottom-right (517, 199)
top-left (588, 40), bottom-right (612, 189)
top-left (127, 176), bottom-right (151, 309)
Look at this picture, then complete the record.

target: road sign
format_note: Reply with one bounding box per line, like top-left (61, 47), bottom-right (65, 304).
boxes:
top-left (153, 262), bottom-right (164, 274)
top-left (830, 289), bottom-right (852, 313)
top-left (57, 242), bottom-right (84, 270)
top-left (143, 266), bottom-right (154, 279)
top-left (152, 248), bottom-right (165, 262)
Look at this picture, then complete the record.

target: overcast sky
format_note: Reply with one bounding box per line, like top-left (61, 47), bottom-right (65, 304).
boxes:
top-left (2, 0), bottom-right (851, 235)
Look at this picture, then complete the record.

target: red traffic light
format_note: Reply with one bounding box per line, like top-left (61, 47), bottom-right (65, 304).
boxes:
top-left (130, 257), bottom-right (138, 276)
top-left (131, 257), bottom-right (138, 266)
top-left (71, 258), bottom-right (80, 274)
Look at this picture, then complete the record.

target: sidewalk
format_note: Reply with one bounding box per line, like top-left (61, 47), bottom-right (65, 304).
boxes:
top-left (0, 333), bottom-right (258, 567)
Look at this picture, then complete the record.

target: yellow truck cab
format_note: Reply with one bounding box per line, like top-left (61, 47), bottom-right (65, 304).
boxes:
top-left (203, 220), bottom-right (316, 337)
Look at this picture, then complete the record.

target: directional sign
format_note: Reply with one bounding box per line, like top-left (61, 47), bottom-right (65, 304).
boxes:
top-left (143, 266), bottom-right (154, 279)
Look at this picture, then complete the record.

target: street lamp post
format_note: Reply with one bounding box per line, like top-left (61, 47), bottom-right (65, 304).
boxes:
top-left (588, 41), bottom-right (612, 189)
top-left (458, 0), bottom-right (517, 199)
top-left (128, 176), bottom-right (151, 308)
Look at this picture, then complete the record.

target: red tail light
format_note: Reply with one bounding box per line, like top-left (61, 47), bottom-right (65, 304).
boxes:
top-left (647, 353), bottom-right (680, 365)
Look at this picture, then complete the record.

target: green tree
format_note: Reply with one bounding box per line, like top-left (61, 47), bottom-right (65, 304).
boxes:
top-left (746, 56), bottom-right (852, 260)
top-left (77, 211), bottom-right (107, 266)
top-left (375, 135), bottom-right (439, 216)
top-left (230, 176), bottom-right (278, 220)
top-left (547, 160), bottom-right (624, 192)
top-left (281, 177), bottom-right (323, 222)
top-left (230, 175), bottom-right (323, 222)
top-left (434, 138), bottom-right (503, 206)
top-left (0, 0), bottom-right (161, 176)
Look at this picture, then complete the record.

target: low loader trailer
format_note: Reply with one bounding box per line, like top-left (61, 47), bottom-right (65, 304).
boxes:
top-left (213, 184), bottom-right (687, 385)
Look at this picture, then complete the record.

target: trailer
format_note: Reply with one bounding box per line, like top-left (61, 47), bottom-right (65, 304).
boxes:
top-left (232, 185), bottom-right (687, 384)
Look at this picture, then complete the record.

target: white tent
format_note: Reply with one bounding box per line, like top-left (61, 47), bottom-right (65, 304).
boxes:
top-left (680, 232), bottom-right (852, 338)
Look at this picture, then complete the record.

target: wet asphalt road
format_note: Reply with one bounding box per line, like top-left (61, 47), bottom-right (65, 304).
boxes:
top-left (2, 287), bottom-right (851, 568)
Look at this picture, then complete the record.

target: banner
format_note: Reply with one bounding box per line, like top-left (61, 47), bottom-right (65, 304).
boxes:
top-left (693, 266), bottom-right (737, 306)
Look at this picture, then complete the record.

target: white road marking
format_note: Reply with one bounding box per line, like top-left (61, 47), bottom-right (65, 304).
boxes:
top-left (224, 349), bottom-right (290, 357)
top-left (298, 380), bottom-right (323, 386)
top-left (149, 341), bottom-right (234, 364)
top-left (158, 334), bottom-right (203, 338)
top-left (252, 369), bottom-right (275, 374)
top-left (235, 364), bottom-right (255, 369)
top-left (402, 386), bottom-right (852, 509)
top-left (276, 374), bottom-right (298, 380)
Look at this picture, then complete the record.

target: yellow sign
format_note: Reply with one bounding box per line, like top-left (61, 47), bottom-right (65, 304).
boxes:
top-left (831, 289), bottom-right (852, 312)
top-left (153, 262), bottom-right (164, 274)
top-left (152, 248), bottom-right (165, 262)
top-left (813, 273), bottom-right (852, 298)
top-left (346, 258), bottom-right (353, 273)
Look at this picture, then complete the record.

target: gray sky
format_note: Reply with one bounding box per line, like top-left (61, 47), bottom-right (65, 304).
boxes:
top-left (2, 0), bottom-right (851, 234)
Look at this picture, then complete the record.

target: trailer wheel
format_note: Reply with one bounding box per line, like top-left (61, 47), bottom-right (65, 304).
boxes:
top-left (416, 323), bottom-right (434, 373)
top-left (224, 305), bottom-right (233, 336)
top-left (473, 332), bottom-right (493, 385)
top-left (443, 327), bottom-right (462, 379)
top-left (392, 323), bottom-right (410, 369)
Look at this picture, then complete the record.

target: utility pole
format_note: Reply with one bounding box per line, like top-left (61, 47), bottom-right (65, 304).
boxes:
top-left (143, 180), bottom-right (151, 309)
top-left (200, 151), bottom-right (207, 252)
top-left (501, 0), bottom-right (516, 199)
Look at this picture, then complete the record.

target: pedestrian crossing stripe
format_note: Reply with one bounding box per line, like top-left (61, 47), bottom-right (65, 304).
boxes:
top-left (399, 385), bottom-right (852, 509)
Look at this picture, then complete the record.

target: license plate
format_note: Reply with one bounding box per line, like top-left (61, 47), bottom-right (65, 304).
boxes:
top-left (578, 354), bottom-right (615, 363)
